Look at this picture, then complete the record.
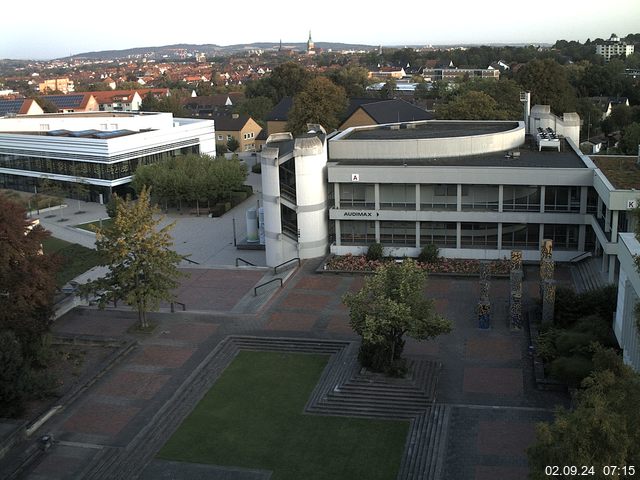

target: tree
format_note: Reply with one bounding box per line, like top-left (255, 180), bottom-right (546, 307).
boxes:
top-left (0, 330), bottom-right (30, 417)
top-left (234, 96), bottom-right (274, 126)
top-left (286, 77), bottom-right (347, 135)
top-left (343, 260), bottom-right (452, 374)
top-left (379, 78), bottom-right (397, 99)
top-left (528, 347), bottom-right (640, 479)
top-left (515, 58), bottom-right (577, 114)
top-left (82, 187), bottom-right (185, 328)
top-left (436, 90), bottom-right (507, 120)
top-left (619, 123), bottom-right (640, 155)
top-left (0, 194), bottom-right (58, 356)
top-left (245, 62), bottom-right (312, 103)
top-left (330, 65), bottom-right (371, 97)
top-left (227, 136), bottom-right (240, 153)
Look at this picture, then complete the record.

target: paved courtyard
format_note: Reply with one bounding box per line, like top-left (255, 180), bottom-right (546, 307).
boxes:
top-left (2, 260), bottom-right (571, 480)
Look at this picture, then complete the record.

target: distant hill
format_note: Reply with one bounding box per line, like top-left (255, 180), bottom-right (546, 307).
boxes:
top-left (61, 42), bottom-right (378, 61)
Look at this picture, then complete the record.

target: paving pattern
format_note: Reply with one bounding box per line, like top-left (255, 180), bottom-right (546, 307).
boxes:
top-left (2, 261), bottom-right (573, 480)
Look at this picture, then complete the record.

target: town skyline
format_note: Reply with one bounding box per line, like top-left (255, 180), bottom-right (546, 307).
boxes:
top-left (2, 0), bottom-right (639, 60)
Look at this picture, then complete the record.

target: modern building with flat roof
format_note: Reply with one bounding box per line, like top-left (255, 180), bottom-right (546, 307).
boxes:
top-left (257, 109), bottom-right (640, 371)
top-left (0, 111), bottom-right (215, 201)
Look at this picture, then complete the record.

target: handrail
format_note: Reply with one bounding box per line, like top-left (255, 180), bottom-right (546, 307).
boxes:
top-left (569, 251), bottom-right (592, 263)
top-left (170, 301), bottom-right (186, 312)
top-left (274, 257), bottom-right (300, 274)
top-left (181, 256), bottom-right (200, 265)
top-left (254, 278), bottom-right (283, 296)
top-left (236, 257), bottom-right (256, 267)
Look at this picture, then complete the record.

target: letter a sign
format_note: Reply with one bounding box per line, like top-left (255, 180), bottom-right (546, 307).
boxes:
top-left (351, 173), bottom-right (360, 182)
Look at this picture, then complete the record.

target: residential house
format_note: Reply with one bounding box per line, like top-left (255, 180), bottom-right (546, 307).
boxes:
top-left (339, 99), bottom-right (433, 130)
top-left (40, 93), bottom-right (99, 113)
top-left (38, 78), bottom-right (75, 94)
top-left (368, 67), bottom-right (406, 79)
top-left (0, 99), bottom-right (44, 117)
top-left (595, 34), bottom-right (635, 62)
top-left (92, 90), bottom-right (143, 112)
top-left (183, 93), bottom-right (245, 117)
top-left (215, 114), bottom-right (262, 152)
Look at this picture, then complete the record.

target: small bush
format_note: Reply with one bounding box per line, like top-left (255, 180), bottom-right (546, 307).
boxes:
top-left (210, 203), bottom-right (226, 217)
top-left (224, 202), bottom-right (231, 212)
top-left (366, 242), bottom-right (384, 261)
top-left (418, 244), bottom-right (439, 264)
top-left (230, 191), bottom-right (247, 206)
top-left (554, 330), bottom-right (597, 358)
top-left (549, 355), bottom-right (593, 386)
top-left (252, 163), bottom-right (262, 174)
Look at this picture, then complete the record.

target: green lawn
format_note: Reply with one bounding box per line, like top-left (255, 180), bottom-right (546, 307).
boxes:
top-left (74, 218), bottom-right (113, 232)
top-left (158, 351), bottom-right (409, 480)
top-left (42, 237), bottom-right (103, 287)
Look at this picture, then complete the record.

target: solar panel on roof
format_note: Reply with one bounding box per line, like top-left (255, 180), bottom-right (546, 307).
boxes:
top-left (47, 129), bottom-right (71, 136)
top-left (0, 100), bottom-right (25, 116)
top-left (69, 129), bottom-right (100, 137)
top-left (44, 94), bottom-right (85, 109)
top-left (92, 129), bottom-right (134, 139)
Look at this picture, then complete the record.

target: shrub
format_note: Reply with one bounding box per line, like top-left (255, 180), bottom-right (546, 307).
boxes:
top-left (554, 285), bottom-right (618, 328)
top-left (549, 355), bottom-right (593, 386)
top-left (554, 331), bottom-right (598, 358)
top-left (366, 242), bottom-right (384, 261)
top-left (418, 244), bottom-right (439, 264)
top-left (0, 330), bottom-right (29, 417)
top-left (252, 163), bottom-right (262, 174)
top-left (230, 191), bottom-right (247, 206)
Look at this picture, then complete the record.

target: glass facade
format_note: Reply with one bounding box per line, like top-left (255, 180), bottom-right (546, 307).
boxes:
top-left (502, 223), bottom-right (540, 249)
top-left (545, 224), bottom-right (579, 250)
top-left (379, 184), bottom-right (415, 210)
top-left (420, 222), bottom-right (457, 247)
top-left (380, 221), bottom-right (416, 246)
top-left (461, 185), bottom-right (499, 211)
top-left (339, 183), bottom-right (375, 209)
top-left (340, 220), bottom-right (375, 245)
top-left (0, 144), bottom-right (199, 182)
top-left (544, 186), bottom-right (581, 212)
top-left (420, 184), bottom-right (456, 210)
top-left (461, 223), bottom-right (499, 248)
top-left (503, 186), bottom-right (541, 211)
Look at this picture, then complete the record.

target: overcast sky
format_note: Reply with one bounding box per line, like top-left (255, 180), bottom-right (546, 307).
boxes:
top-left (3, 0), bottom-right (640, 60)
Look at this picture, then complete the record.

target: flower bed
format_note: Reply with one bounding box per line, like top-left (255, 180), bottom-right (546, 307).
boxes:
top-left (325, 254), bottom-right (511, 276)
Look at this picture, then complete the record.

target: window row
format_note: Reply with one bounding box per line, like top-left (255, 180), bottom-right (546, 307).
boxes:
top-left (337, 184), bottom-right (585, 213)
top-left (0, 146), bottom-right (199, 181)
top-left (339, 221), bottom-right (579, 250)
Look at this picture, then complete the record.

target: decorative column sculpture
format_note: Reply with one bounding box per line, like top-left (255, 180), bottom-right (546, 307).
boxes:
top-left (478, 262), bottom-right (491, 329)
top-left (510, 250), bottom-right (523, 330)
top-left (539, 239), bottom-right (556, 324)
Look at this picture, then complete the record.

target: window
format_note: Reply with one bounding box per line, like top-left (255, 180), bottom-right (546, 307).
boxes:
top-left (420, 222), bottom-right (456, 247)
top-left (544, 186), bottom-right (580, 212)
top-left (379, 184), bottom-right (415, 210)
top-left (227, 135), bottom-right (232, 141)
top-left (545, 224), bottom-right (578, 250)
top-left (502, 223), bottom-right (539, 249)
top-left (217, 135), bottom-right (223, 141)
top-left (503, 186), bottom-right (540, 211)
top-left (421, 184), bottom-right (456, 210)
top-left (340, 221), bottom-right (376, 245)
top-left (339, 183), bottom-right (375, 209)
top-left (461, 185), bottom-right (499, 211)
top-left (461, 223), bottom-right (498, 248)
top-left (380, 221), bottom-right (415, 246)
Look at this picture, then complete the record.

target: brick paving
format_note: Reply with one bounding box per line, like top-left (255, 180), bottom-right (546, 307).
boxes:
top-left (10, 262), bottom-right (574, 480)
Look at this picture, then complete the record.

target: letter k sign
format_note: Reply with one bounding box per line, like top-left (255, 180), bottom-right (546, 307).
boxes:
top-left (351, 174), bottom-right (359, 182)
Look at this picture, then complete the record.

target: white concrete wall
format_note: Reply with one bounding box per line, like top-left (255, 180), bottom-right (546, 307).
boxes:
top-left (260, 145), bottom-right (284, 267)
top-left (529, 106), bottom-right (581, 146)
top-left (294, 137), bottom-right (329, 260)
top-left (614, 233), bottom-right (640, 372)
top-left (330, 121), bottom-right (525, 160)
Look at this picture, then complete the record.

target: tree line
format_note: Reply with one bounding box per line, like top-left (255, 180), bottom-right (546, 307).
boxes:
top-left (132, 153), bottom-right (248, 214)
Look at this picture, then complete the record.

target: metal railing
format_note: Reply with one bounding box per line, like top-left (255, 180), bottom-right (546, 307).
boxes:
top-left (569, 251), bottom-right (593, 263)
top-left (181, 256), bottom-right (200, 265)
top-left (170, 301), bottom-right (186, 312)
top-left (274, 257), bottom-right (300, 275)
top-left (236, 257), bottom-right (256, 267)
top-left (254, 278), bottom-right (283, 296)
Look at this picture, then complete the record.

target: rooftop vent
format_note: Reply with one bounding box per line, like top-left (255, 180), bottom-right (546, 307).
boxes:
top-left (386, 124), bottom-right (400, 130)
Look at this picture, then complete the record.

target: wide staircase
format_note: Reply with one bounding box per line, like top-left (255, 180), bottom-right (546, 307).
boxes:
top-left (570, 256), bottom-right (611, 293)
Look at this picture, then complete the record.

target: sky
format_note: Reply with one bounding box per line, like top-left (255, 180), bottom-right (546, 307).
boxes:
top-left (2, 0), bottom-right (640, 60)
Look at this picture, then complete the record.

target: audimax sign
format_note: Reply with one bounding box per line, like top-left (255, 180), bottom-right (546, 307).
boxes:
top-left (342, 211), bottom-right (379, 217)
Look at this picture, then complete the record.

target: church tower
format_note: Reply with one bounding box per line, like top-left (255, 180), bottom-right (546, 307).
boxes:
top-left (307, 30), bottom-right (315, 55)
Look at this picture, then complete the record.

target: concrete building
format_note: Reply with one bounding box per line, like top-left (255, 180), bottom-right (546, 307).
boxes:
top-left (613, 233), bottom-right (640, 372)
top-left (0, 111), bottom-right (215, 201)
top-left (595, 34), bottom-right (635, 62)
top-left (215, 114), bottom-right (262, 152)
top-left (421, 67), bottom-right (500, 81)
top-left (38, 78), bottom-right (75, 94)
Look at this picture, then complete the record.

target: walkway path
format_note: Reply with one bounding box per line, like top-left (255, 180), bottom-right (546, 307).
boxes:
top-left (1, 260), bottom-right (572, 480)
